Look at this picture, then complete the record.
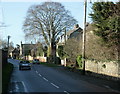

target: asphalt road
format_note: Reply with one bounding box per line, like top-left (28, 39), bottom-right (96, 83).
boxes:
top-left (8, 59), bottom-right (117, 94)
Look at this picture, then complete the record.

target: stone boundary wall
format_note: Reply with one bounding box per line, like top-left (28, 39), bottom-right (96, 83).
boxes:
top-left (24, 55), bottom-right (47, 62)
top-left (36, 56), bottom-right (47, 62)
top-left (85, 60), bottom-right (120, 79)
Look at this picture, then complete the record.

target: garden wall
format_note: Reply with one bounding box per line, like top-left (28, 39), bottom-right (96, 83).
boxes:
top-left (85, 60), bottom-right (120, 80)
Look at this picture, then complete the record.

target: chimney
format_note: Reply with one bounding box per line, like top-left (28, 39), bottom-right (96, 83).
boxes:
top-left (21, 41), bottom-right (22, 45)
top-left (74, 24), bottom-right (79, 29)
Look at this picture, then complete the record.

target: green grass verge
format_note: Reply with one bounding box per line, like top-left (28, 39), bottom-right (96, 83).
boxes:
top-left (2, 63), bottom-right (13, 93)
top-left (40, 62), bottom-right (58, 67)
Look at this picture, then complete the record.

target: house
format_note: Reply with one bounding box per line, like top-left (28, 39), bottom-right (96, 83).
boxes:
top-left (20, 42), bottom-right (46, 61)
top-left (20, 42), bottom-right (36, 60)
top-left (67, 24), bottom-right (83, 40)
top-left (12, 48), bottom-right (20, 59)
top-left (58, 24), bottom-right (83, 45)
top-left (56, 24), bottom-right (83, 64)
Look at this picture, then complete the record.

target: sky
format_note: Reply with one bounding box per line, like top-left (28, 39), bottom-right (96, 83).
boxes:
top-left (0, 0), bottom-right (118, 47)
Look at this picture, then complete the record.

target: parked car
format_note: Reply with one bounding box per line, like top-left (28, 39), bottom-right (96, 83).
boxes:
top-left (19, 61), bottom-right (31, 70)
top-left (32, 59), bottom-right (40, 64)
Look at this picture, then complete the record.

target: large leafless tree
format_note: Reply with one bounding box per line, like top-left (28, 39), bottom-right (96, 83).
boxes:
top-left (23, 2), bottom-right (77, 57)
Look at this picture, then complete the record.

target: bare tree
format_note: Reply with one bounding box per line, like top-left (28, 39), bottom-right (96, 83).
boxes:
top-left (23, 2), bottom-right (78, 57)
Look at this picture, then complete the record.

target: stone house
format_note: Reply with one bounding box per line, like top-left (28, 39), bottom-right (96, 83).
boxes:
top-left (12, 48), bottom-right (20, 59)
top-left (67, 24), bottom-right (83, 41)
top-left (20, 42), bottom-right (36, 59)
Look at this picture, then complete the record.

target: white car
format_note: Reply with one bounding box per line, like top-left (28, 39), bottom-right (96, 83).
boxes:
top-left (19, 61), bottom-right (31, 70)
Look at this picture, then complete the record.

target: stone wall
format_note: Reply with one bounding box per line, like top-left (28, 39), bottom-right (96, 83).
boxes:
top-left (24, 55), bottom-right (47, 62)
top-left (85, 60), bottom-right (120, 78)
top-left (36, 56), bottom-right (47, 62)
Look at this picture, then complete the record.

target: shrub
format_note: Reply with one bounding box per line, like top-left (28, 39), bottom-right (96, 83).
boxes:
top-left (76, 55), bottom-right (82, 68)
top-left (47, 56), bottom-right (61, 64)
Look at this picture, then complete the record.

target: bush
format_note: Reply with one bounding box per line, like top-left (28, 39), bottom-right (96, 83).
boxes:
top-left (76, 55), bottom-right (82, 68)
top-left (54, 57), bottom-right (61, 64)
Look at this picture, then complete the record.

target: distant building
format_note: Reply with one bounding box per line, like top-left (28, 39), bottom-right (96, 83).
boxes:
top-left (20, 42), bottom-right (36, 58)
top-left (19, 42), bottom-right (46, 61)
top-left (12, 48), bottom-right (20, 59)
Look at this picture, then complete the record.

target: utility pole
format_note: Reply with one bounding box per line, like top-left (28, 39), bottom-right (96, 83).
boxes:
top-left (7, 35), bottom-right (10, 57)
top-left (82, 0), bottom-right (87, 75)
top-left (64, 27), bottom-right (66, 45)
top-left (64, 27), bottom-right (67, 66)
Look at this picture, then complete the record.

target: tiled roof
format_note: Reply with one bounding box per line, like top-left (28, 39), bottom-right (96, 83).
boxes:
top-left (67, 27), bottom-right (83, 36)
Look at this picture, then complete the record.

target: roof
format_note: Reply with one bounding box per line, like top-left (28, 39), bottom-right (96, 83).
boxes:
top-left (21, 44), bottom-right (36, 48)
top-left (67, 27), bottom-right (83, 36)
top-left (12, 48), bottom-right (19, 53)
top-left (67, 27), bottom-right (83, 40)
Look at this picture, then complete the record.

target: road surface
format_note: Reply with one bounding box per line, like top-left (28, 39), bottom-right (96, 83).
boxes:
top-left (8, 59), bottom-right (117, 93)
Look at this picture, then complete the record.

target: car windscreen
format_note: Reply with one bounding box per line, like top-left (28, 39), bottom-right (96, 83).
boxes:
top-left (20, 61), bottom-right (24, 63)
top-left (36, 59), bottom-right (39, 61)
top-left (34, 59), bottom-right (39, 61)
top-left (20, 61), bottom-right (30, 63)
top-left (25, 61), bottom-right (30, 63)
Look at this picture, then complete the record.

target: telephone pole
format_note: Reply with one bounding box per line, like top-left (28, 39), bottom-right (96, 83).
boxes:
top-left (82, 0), bottom-right (87, 75)
top-left (64, 27), bottom-right (66, 45)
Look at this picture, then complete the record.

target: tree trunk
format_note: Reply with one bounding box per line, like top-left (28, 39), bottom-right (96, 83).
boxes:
top-left (51, 41), bottom-right (56, 57)
top-left (51, 41), bottom-right (56, 63)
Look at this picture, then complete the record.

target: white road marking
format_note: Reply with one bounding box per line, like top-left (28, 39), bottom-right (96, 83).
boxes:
top-left (64, 91), bottom-right (70, 94)
top-left (103, 85), bottom-right (110, 89)
top-left (22, 81), bottom-right (28, 92)
top-left (9, 90), bottom-right (12, 93)
top-left (43, 77), bottom-right (48, 81)
top-left (39, 74), bottom-right (42, 77)
top-left (103, 85), bottom-right (119, 93)
top-left (36, 71), bottom-right (38, 73)
top-left (51, 83), bottom-right (59, 88)
top-left (15, 82), bottom-right (19, 92)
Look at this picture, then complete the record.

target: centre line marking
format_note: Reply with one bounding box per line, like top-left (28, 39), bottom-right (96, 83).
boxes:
top-left (36, 71), bottom-right (38, 73)
top-left (39, 74), bottom-right (42, 76)
top-left (64, 91), bottom-right (69, 94)
top-left (43, 77), bottom-right (48, 81)
top-left (51, 83), bottom-right (59, 88)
